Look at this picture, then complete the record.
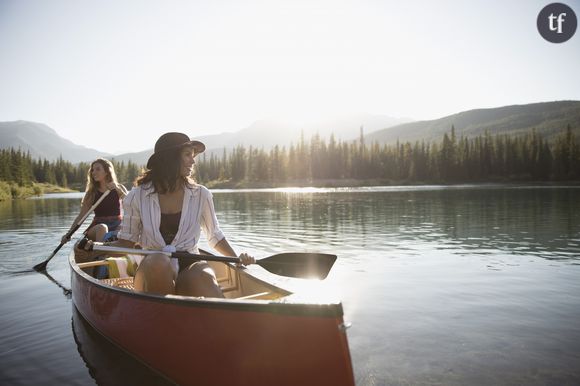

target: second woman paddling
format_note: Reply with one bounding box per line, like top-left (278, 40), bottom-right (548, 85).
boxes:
top-left (63, 158), bottom-right (128, 244)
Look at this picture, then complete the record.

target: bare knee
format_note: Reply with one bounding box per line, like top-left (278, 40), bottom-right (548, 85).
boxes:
top-left (134, 253), bottom-right (175, 295)
top-left (139, 253), bottom-right (172, 271)
top-left (175, 262), bottom-right (223, 298)
top-left (88, 224), bottom-right (108, 241)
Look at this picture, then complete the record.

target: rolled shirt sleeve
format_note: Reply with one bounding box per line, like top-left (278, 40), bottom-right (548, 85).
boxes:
top-left (117, 187), bottom-right (142, 244)
top-left (200, 189), bottom-right (225, 248)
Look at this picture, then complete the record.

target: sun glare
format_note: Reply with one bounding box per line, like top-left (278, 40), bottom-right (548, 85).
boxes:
top-left (287, 278), bottom-right (343, 304)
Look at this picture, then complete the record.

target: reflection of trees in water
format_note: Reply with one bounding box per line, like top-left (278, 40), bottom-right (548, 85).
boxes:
top-left (1, 197), bottom-right (85, 273)
top-left (0, 198), bottom-right (80, 229)
top-left (429, 189), bottom-right (579, 253)
top-left (213, 188), bottom-right (580, 259)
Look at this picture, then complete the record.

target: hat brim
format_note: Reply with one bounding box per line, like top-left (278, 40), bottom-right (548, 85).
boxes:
top-left (146, 140), bottom-right (206, 169)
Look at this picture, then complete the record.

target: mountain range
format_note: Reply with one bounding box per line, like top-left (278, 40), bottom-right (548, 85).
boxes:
top-left (366, 100), bottom-right (580, 144)
top-left (0, 114), bottom-right (409, 164)
top-left (112, 114), bottom-right (410, 165)
top-left (1, 101), bottom-right (578, 165)
top-left (0, 121), bottom-right (113, 163)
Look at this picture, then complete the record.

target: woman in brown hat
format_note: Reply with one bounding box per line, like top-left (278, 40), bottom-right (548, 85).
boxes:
top-left (79, 132), bottom-right (254, 297)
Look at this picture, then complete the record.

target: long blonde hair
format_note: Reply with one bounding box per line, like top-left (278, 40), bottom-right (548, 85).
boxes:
top-left (82, 158), bottom-right (119, 205)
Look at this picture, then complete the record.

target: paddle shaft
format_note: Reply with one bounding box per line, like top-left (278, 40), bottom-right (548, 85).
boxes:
top-left (90, 245), bottom-right (336, 279)
top-left (34, 189), bottom-right (112, 271)
top-left (93, 244), bottom-right (241, 263)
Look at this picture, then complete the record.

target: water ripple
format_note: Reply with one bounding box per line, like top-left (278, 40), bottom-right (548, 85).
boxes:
top-left (1, 187), bottom-right (580, 385)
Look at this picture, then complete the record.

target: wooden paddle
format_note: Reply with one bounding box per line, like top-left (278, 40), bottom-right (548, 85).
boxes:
top-left (89, 244), bottom-right (337, 280)
top-left (33, 189), bottom-right (112, 272)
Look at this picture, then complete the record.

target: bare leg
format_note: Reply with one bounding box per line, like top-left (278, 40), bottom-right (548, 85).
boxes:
top-left (87, 224), bottom-right (108, 241)
top-left (134, 253), bottom-right (175, 295)
top-left (175, 262), bottom-right (224, 298)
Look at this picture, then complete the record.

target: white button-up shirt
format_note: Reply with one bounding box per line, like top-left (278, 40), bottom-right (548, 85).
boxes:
top-left (117, 182), bottom-right (225, 255)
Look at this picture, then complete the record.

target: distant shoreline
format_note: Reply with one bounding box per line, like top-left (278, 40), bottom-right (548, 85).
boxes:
top-left (203, 178), bottom-right (580, 189)
top-left (0, 182), bottom-right (77, 201)
top-left (38, 183), bottom-right (79, 193)
top-left (3, 179), bottom-right (579, 201)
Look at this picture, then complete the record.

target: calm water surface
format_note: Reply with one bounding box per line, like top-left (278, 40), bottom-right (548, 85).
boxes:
top-left (1, 185), bottom-right (579, 385)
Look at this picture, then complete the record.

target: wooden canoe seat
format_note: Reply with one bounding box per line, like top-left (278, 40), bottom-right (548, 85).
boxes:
top-left (98, 277), bottom-right (271, 300)
top-left (101, 277), bottom-right (135, 290)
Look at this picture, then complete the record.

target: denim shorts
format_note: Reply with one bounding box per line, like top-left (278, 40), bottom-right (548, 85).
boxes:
top-left (87, 217), bottom-right (122, 241)
top-left (97, 217), bottom-right (121, 231)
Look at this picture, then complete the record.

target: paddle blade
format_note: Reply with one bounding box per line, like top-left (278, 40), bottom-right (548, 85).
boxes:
top-left (33, 260), bottom-right (48, 272)
top-left (257, 253), bottom-right (337, 280)
top-left (33, 245), bottom-right (62, 272)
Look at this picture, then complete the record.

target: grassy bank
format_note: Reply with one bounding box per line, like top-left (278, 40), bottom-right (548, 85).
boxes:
top-left (0, 181), bottom-right (78, 201)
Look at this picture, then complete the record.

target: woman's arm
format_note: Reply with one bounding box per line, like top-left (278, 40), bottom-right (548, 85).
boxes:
top-left (107, 182), bottom-right (129, 199)
top-left (74, 237), bottom-right (137, 262)
top-left (61, 196), bottom-right (92, 243)
top-left (213, 237), bottom-right (254, 265)
top-left (200, 188), bottom-right (254, 265)
top-left (213, 237), bottom-right (237, 257)
top-left (199, 190), bottom-right (234, 256)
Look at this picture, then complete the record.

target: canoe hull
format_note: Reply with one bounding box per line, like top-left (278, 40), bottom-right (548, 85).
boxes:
top-left (72, 305), bottom-right (173, 385)
top-left (70, 253), bottom-right (354, 386)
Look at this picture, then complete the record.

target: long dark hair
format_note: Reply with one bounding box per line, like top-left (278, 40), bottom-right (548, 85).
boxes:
top-left (136, 146), bottom-right (194, 194)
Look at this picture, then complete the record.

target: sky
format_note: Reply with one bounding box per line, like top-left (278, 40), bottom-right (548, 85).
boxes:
top-left (1, 0), bottom-right (579, 153)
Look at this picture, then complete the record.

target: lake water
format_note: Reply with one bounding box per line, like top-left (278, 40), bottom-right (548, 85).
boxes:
top-left (1, 185), bottom-right (579, 385)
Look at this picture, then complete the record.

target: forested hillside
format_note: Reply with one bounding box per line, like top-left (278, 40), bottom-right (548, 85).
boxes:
top-left (366, 101), bottom-right (580, 145)
top-left (196, 126), bottom-right (580, 185)
top-left (2, 125), bottom-right (578, 200)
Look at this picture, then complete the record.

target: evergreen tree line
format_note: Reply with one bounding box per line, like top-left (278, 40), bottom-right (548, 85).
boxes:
top-left (1, 125), bottom-right (578, 190)
top-left (0, 151), bottom-right (141, 189)
top-left (195, 125), bottom-right (580, 183)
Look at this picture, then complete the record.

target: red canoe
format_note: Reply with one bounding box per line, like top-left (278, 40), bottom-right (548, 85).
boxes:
top-left (69, 250), bottom-right (355, 386)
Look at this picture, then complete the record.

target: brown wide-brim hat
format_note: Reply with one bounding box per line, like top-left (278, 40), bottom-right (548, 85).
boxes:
top-left (147, 132), bottom-right (206, 169)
